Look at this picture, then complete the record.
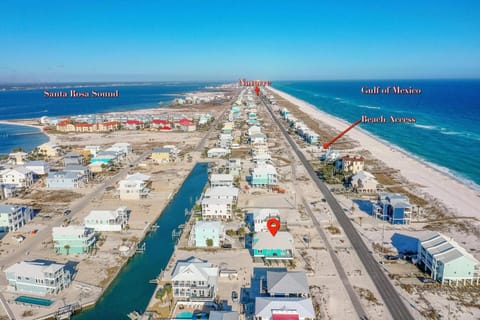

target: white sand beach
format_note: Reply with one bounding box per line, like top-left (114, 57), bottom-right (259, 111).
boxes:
top-left (269, 87), bottom-right (480, 219)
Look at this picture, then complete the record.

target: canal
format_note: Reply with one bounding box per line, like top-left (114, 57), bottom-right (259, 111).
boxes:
top-left (73, 162), bottom-right (209, 319)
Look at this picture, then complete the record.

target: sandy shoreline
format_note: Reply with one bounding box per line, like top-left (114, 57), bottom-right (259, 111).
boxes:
top-left (269, 87), bottom-right (480, 219)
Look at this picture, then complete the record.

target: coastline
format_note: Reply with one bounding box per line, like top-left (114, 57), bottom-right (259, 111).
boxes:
top-left (269, 86), bottom-right (480, 219)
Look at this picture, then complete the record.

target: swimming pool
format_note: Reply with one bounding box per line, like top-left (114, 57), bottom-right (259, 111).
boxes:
top-left (176, 311), bottom-right (193, 319)
top-left (15, 295), bottom-right (54, 306)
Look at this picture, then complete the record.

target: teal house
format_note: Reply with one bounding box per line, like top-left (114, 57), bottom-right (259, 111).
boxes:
top-left (253, 231), bottom-right (294, 261)
top-left (5, 260), bottom-right (71, 295)
top-left (52, 225), bottom-right (96, 255)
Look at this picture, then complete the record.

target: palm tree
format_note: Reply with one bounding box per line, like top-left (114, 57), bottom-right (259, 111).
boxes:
top-left (64, 244), bottom-right (71, 255)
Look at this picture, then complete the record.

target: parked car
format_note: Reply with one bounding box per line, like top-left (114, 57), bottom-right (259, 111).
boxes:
top-left (231, 291), bottom-right (238, 302)
top-left (384, 255), bottom-right (399, 261)
top-left (63, 210), bottom-right (72, 216)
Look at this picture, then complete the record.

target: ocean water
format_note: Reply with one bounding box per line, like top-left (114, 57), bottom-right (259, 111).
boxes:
top-left (0, 123), bottom-right (48, 156)
top-left (273, 80), bottom-right (480, 187)
top-left (0, 82), bottom-right (215, 155)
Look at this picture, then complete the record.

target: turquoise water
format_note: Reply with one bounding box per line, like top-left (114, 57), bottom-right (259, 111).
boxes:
top-left (15, 295), bottom-right (54, 306)
top-left (73, 163), bottom-right (209, 319)
top-left (176, 311), bottom-right (194, 319)
top-left (273, 80), bottom-right (480, 188)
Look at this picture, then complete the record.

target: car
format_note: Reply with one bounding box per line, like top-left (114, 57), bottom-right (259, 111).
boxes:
top-left (222, 243), bottom-right (232, 249)
top-left (63, 210), bottom-right (72, 216)
top-left (384, 255), bottom-right (399, 261)
top-left (231, 291), bottom-right (238, 302)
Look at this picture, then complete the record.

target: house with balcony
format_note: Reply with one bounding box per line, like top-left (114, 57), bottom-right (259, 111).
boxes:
top-left (118, 173), bottom-right (150, 200)
top-left (45, 171), bottom-right (83, 189)
top-left (335, 155), bottom-right (365, 174)
top-left (0, 184), bottom-right (17, 200)
top-left (5, 260), bottom-right (71, 296)
top-left (207, 148), bottom-right (230, 158)
top-left (52, 225), bottom-right (96, 254)
top-left (152, 147), bottom-right (171, 163)
top-left (109, 142), bottom-right (132, 155)
top-left (0, 204), bottom-right (33, 233)
top-left (219, 133), bottom-right (233, 149)
top-left (63, 151), bottom-right (85, 166)
top-left (0, 167), bottom-right (35, 188)
top-left (417, 232), bottom-right (480, 285)
top-left (350, 171), bottom-right (379, 193)
top-left (265, 271), bottom-right (310, 297)
top-left (210, 174), bottom-right (234, 188)
top-left (251, 165), bottom-right (278, 188)
top-left (253, 231), bottom-right (294, 261)
top-left (372, 192), bottom-right (412, 224)
top-left (84, 207), bottom-right (129, 232)
top-left (201, 198), bottom-right (233, 220)
top-left (37, 142), bottom-right (60, 158)
top-left (228, 158), bottom-right (243, 177)
top-left (204, 186), bottom-right (239, 203)
top-left (171, 257), bottom-right (218, 301)
top-left (64, 165), bottom-right (92, 181)
top-left (25, 160), bottom-right (49, 176)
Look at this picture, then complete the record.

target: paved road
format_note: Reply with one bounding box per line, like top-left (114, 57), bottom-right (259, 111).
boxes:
top-left (260, 92), bottom-right (414, 320)
top-left (194, 88), bottom-right (241, 152)
top-left (0, 151), bottom-right (150, 268)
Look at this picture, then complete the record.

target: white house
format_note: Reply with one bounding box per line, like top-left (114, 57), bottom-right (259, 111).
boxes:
top-left (417, 232), bottom-right (480, 285)
top-left (254, 209), bottom-right (281, 233)
top-left (84, 207), bottom-right (129, 232)
top-left (219, 133), bottom-right (233, 149)
top-left (351, 171), bottom-right (379, 193)
top-left (248, 125), bottom-right (262, 136)
top-left (0, 204), bottom-right (33, 233)
top-left (201, 198), bottom-right (233, 220)
top-left (255, 297), bottom-right (315, 320)
top-left (25, 161), bottom-right (49, 175)
top-left (118, 173), bottom-right (150, 200)
top-left (190, 221), bottom-right (225, 247)
top-left (250, 133), bottom-right (267, 145)
top-left (266, 271), bottom-right (310, 297)
top-left (171, 257), bottom-right (218, 301)
top-left (251, 164), bottom-right (278, 187)
top-left (0, 167), bottom-right (35, 188)
top-left (204, 186), bottom-right (238, 202)
top-left (207, 148), bottom-right (230, 158)
top-left (0, 184), bottom-right (17, 199)
top-left (109, 142), bottom-right (132, 155)
top-left (210, 174), bottom-right (234, 188)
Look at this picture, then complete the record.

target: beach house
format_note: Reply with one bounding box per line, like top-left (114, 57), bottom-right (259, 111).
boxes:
top-left (109, 142), bottom-right (132, 155)
top-left (417, 232), bottom-right (480, 285)
top-left (207, 148), bottom-right (230, 158)
top-left (201, 198), bottom-right (233, 220)
top-left (350, 171), bottom-right (379, 193)
top-left (0, 184), bottom-right (17, 199)
top-left (177, 118), bottom-right (196, 131)
top-left (250, 133), bottom-right (267, 145)
top-left (219, 133), bottom-right (233, 149)
top-left (227, 158), bottom-right (243, 176)
top-left (248, 125), bottom-right (262, 136)
top-left (335, 155), bottom-right (365, 174)
top-left (171, 257), bottom-right (218, 301)
top-left (84, 207), bottom-right (129, 231)
top-left (36, 142), bottom-right (60, 158)
top-left (118, 173), bottom-right (150, 200)
top-left (84, 145), bottom-right (102, 157)
top-left (63, 151), bottom-right (85, 166)
top-left (124, 119), bottom-right (144, 130)
top-left (210, 174), bottom-right (234, 187)
top-left (204, 186), bottom-right (239, 203)
top-left (0, 204), bottom-right (33, 233)
top-left (0, 167), bottom-right (35, 188)
top-left (152, 147), bottom-right (171, 163)
top-left (52, 225), bottom-right (97, 255)
top-left (5, 260), bottom-right (71, 295)
top-left (190, 221), bottom-right (225, 247)
top-left (209, 311), bottom-right (239, 320)
top-left (373, 192), bottom-right (412, 224)
top-left (252, 231), bottom-right (294, 261)
top-left (8, 152), bottom-right (27, 165)
top-left (25, 160), bottom-right (49, 176)
top-left (45, 171), bottom-right (83, 189)
top-left (265, 271), bottom-right (310, 297)
top-left (251, 165), bottom-right (278, 188)
top-left (254, 297), bottom-right (315, 320)
top-left (64, 165), bottom-right (92, 182)
top-left (253, 209), bottom-right (281, 233)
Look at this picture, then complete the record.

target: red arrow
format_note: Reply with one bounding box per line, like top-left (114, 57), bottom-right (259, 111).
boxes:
top-left (323, 119), bottom-right (361, 149)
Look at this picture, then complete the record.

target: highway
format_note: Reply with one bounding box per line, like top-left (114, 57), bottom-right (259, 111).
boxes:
top-left (260, 91), bottom-right (414, 320)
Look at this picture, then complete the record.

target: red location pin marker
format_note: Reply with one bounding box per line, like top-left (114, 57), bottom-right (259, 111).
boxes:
top-left (266, 218), bottom-right (280, 236)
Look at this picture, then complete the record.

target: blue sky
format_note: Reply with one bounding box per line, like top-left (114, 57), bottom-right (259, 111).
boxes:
top-left (1, 0), bottom-right (479, 82)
